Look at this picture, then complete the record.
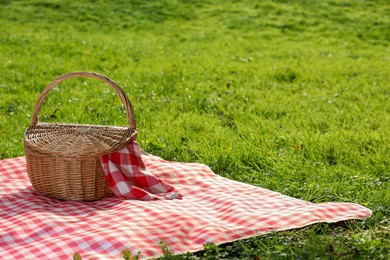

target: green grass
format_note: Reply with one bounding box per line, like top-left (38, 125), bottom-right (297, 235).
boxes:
top-left (1, 0), bottom-right (389, 259)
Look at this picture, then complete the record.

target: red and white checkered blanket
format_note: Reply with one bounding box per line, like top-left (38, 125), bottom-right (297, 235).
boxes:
top-left (0, 154), bottom-right (372, 259)
top-left (100, 142), bottom-right (181, 200)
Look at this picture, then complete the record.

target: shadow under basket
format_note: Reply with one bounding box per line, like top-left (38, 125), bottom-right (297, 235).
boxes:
top-left (24, 72), bottom-right (138, 201)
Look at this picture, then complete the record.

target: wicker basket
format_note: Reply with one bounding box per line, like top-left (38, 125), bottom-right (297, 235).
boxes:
top-left (24, 72), bottom-right (138, 201)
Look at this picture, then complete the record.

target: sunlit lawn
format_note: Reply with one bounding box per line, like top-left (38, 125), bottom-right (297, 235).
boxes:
top-left (0, 0), bottom-right (389, 258)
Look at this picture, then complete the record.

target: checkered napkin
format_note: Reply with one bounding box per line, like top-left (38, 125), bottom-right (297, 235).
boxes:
top-left (0, 156), bottom-right (372, 259)
top-left (100, 141), bottom-right (180, 200)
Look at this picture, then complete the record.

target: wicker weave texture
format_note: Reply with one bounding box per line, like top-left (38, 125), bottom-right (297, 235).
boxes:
top-left (24, 72), bottom-right (138, 201)
top-left (25, 151), bottom-right (111, 201)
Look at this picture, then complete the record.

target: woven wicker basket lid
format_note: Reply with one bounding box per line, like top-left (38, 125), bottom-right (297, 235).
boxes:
top-left (24, 72), bottom-right (138, 158)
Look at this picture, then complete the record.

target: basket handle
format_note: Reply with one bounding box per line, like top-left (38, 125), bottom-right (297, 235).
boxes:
top-left (30, 71), bottom-right (137, 129)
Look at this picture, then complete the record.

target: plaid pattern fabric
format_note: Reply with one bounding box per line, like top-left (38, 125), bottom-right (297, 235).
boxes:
top-left (100, 142), bottom-right (180, 200)
top-left (0, 155), bottom-right (372, 259)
